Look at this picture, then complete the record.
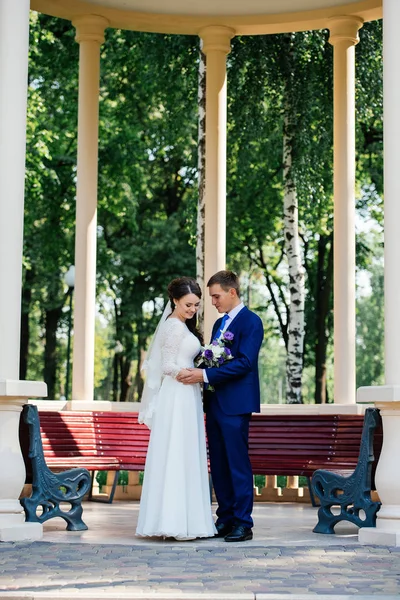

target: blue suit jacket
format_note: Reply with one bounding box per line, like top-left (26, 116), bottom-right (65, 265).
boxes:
top-left (204, 306), bottom-right (264, 415)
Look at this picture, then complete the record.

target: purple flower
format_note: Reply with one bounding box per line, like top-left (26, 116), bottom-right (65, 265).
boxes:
top-left (204, 349), bottom-right (214, 360)
top-left (218, 356), bottom-right (225, 365)
top-left (212, 340), bottom-right (219, 346)
top-left (224, 348), bottom-right (231, 356)
top-left (223, 331), bottom-right (234, 342)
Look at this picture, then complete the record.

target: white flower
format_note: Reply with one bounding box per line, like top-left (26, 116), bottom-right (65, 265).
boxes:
top-left (212, 345), bottom-right (224, 357)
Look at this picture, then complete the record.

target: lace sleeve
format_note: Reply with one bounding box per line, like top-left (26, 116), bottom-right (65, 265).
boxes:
top-left (160, 319), bottom-right (185, 378)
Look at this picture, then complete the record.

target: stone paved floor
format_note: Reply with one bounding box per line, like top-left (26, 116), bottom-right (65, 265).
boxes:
top-left (1, 502), bottom-right (400, 599)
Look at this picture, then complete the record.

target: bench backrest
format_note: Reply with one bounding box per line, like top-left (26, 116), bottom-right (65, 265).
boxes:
top-left (20, 409), bottom-right (383, 478)
top-left (20, 410), bottom-right (151, 473)
top-left (248, 413), bottom-right (383, 477)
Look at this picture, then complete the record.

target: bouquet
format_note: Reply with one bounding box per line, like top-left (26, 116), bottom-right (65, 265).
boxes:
top-left (195, 331), bottom-right (234, 391)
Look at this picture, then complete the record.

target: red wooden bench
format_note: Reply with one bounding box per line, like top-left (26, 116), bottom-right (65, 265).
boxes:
top-left (19, 405), bottom-right (382, 532)
top-left (22, 409), bottom-right (381, 504)
top-left (31, 410), bottom-right (151, 503)
top-left (248, 413), bottom-right (382, 505)
top-left (249, 413), bottom-right (375, 475)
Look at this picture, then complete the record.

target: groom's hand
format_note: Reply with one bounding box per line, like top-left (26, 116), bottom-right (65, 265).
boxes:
top-left (177, 368), bottom-right (204, 384)
top-left (176, 368), bottom-right (191, 381)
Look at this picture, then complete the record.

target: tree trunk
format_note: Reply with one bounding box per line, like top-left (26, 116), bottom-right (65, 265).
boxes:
top-left (196, 42), bottom-right (206, 332)
top-left (131, 321), bottom-right (145, 401)
top-left (314, 233), bottom-right (333, 404)
top-left (283, 123), bottom-right (305, 404)
top-left (20, 307), bottom-right (30, 380)
top-left (43, 306), bottom-right (62, 399)
top-left (120, 356), bottom-right (132, 403)
top-left (133, 351), bottom-right (144, 401)
top-left (119, 313), bottom-right (134, 402)
top-left (112, 353), bottom-right (119, 402)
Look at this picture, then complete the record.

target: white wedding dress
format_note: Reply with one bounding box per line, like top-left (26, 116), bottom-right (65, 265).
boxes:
top-left (136, 317), bottom-right (216, 540)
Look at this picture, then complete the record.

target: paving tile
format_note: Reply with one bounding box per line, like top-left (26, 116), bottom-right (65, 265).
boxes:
top-left (2, 504), bottom-right (400, 598)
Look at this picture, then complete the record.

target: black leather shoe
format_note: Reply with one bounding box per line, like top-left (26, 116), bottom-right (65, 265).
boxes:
top-left (214, 522), bottom-right (234, 538)
top-left (224, 525), bottom-right (253, 542)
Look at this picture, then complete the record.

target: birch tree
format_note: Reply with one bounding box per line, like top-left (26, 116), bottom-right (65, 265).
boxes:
top-left (227, 32), bottom-right (333, 403)
top-left (279, 32), bottom-right (308, 403)
top-left (283, 117), bottom-right (306, 403)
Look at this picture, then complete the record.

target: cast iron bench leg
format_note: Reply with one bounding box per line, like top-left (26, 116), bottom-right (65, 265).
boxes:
top-left (311, 408), bottom-right (381, 534)
top-left (19, 404), bottom-right (91, 531)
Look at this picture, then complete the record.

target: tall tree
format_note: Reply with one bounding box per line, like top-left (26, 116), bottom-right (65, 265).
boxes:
top-left (282, 122), bottom-right (306, 403)
top-left (227, 31), bottom-right (333, 403)
top-left (97, 30), bottom-right (200, 400)
top-left (25, 13), bottom-right (78, 395)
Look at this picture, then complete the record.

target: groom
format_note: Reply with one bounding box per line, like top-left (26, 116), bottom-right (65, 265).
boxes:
top-left (178, 270), bottom-right (264, 542)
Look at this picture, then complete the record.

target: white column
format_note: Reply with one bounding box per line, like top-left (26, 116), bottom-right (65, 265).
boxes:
top-left (71, 16), bottom-right (108, 402)
top-left (0, 0), bottom-right (47, 541)
top-left (0, 0), bottom-right (29, 379)
top-left (199, 26), bottom-right (234, 340)
top-left (329, 16), bottom-right (363, 404)
top-left (358, 0), bottom-right (400, 546)
top-left (382, 2), bottom-right (400, 386)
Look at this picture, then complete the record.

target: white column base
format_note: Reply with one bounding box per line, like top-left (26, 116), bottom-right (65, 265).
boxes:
top-left (357, 386), bottom-right (400, 546)
top-left (359, 525), bottom-right (400, 546)
top-left (0, 379), bottom-right (47, 543)
top-left (0, 523), bottom-right (42, 542)
top-left (359, 505), bottom-right (400, 546)
top-left (0, 504), bottom-right (42, 541)
top-left (0, 379), bottom-right (46, 397)
top-left (358, 385), bottom-right (400, 403)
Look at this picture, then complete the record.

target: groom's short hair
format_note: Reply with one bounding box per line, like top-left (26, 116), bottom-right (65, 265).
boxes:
top-left (207, 270), bottom-right (240, 297)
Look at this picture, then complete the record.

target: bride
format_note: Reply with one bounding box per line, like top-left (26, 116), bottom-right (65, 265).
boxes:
top-left (136, 277), bottom-right (216, 540)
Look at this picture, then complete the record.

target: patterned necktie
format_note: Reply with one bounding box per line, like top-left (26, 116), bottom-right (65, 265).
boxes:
top-left (213, 314), bottom-right (229, 341)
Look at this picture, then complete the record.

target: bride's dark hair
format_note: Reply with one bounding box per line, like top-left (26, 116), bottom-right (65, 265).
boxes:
top-left (167, 277), bottom-right (203, 343)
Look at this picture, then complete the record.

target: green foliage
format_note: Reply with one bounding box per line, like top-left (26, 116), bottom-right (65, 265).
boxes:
top-left (25, 16), bottom-right (384, 402)
top-left (356, 20), bottom-right (383, 197)
top-left (96, 31), bottom-right (200, 399)
top-left (96, 470), bottom-right (129, 491)
top-left (26, 19), bottom-right (201, 398)
top-left (254, 475), bottom-right (308, 489)
top-left (226, 25), bottom-right (382, 402)
top-left (24, 13), bottom-right (78, 395)
top-left (354, 21), bottom-right (384, 390)
top-left (26, 13), bottom-right (77, 300)
top-left (356, 231), bottom-right (384, 387)
top-left (226, 31), bottom-right (335, 401)
top-left (259, 336), bottom-right (287, 403)
top-left (94, 318), bottom-right (115, 399)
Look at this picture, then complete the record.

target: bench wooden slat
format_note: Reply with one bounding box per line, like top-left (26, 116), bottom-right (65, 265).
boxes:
top-left (30, 410), bottom-right (370, 489)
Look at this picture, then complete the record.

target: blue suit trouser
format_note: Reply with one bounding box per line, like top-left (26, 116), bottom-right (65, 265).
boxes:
top-left (206, 398), bottom-right (253, 529)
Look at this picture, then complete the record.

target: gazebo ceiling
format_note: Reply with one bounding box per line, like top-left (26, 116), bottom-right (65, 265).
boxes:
top-left (30, 0), bottom-right (382, 35)
top-left (83, 0), bottom-right (377, 17)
